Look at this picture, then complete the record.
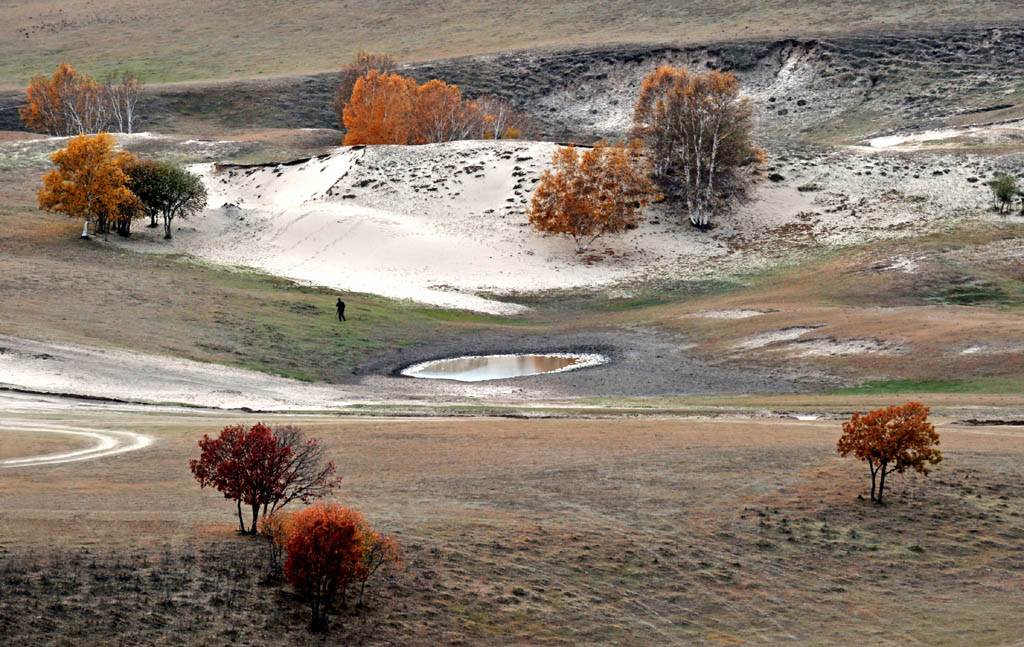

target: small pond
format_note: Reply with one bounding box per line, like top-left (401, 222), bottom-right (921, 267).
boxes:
top-left (401, 353), bottom-right (608, 382)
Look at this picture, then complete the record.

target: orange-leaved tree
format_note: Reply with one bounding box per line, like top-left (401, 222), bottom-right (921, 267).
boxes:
top-left (837, 402), bottom-right (943, 504)
top-left (411, 78), bottom-right (468, 144)
top-left (284, 503), bottom-right (366, 631)
top-left (631, 65), bottom-right (763, 228)
top-left (332, 52), bottom-right (396, 131)
top-left (37, 133), bottom-right (139, 240)
top-left (342, 70), bottom-right (418, 145)
top-left (528, 140), bottom-right (659, 253)
top-left (352, 519), bottom-right (401, 607)
top-left (262, 504), bottom-right (400, 606)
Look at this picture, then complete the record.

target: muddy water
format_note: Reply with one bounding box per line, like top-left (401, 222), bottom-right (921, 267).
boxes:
top-left (401, 353), bottom-right (607, 382)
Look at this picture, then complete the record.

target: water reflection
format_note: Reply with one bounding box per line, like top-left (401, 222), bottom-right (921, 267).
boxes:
top-left (401, 353), bottom-right (607, 382)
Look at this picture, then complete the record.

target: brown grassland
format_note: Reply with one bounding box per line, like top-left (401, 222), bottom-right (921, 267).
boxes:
top-left (1, 1), bottom-right (1021, 87)
top-left (1, 412), bottom-right (1023, 645)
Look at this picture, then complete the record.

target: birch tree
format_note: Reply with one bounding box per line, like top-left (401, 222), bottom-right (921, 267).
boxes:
top-left (632, 66), bottom-right (763, 228)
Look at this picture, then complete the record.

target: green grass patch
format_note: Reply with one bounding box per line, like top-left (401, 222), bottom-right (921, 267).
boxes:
top-left (833, 376), bottom-right (1024, 395)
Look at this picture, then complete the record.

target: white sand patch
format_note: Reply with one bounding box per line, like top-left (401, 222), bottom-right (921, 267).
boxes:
top-left (0, 335), bottom-right (362, 411)
top-left (872, 255), bottom-right (918, 273)
top-left (146, 140), bottom-right (738, 314)
top-left (860, 120), bottom-right (1024, 150)
top-left (735, 326), bottom-right (824, 350)
top-left (691, 309), bottom-right (777, 319)
top-left (960, 344), bottom-right (1024, 355)
top-left (787, 337), bottom-right (902, 357)
top-left (94, 135), bottom-right (999, 314)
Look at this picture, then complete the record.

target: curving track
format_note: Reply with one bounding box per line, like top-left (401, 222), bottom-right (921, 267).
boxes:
top-left (0, 421), bottom-right (153, 468)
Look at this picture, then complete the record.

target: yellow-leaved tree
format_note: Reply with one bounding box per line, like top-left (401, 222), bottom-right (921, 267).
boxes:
top-left (37, 133), bottom-right (140, 240)
top-left (342, 70), bottom-right (418, 145)
top-left (528, 141), bottom-right (659, 253)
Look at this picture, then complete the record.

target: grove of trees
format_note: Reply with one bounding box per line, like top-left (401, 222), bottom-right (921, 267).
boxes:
top-left (631, 65), bottom-right (764, 228)
top-left (837, 402), bottom-right (943, 503)
top-left (528, 140), bottom-right (659, 252)
top-left (21, 63), bottom-right (142, 136)
top-left (189, 423), bottom-right (341, 534)
top-left (37, 133), bottom-right (141, 240)
top-left (37, 134), bottom-right (207, 240)
top-left (341, 69), bottom-right (530, 145)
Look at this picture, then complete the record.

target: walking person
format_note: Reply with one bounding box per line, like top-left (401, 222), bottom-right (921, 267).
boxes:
top-left (336, 298), bottom-right (346, 322)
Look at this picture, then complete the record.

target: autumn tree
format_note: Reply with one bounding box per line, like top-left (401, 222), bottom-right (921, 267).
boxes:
top-left (126, 161), bottom-right (207, 239)
top-left (837, 402), bottom-right (943, 504)
top-left (342, 70), bottom-right (418, 145)
top-left (411, 79), bottom-right (470, 144)
top-left (189, 423), bottom-right (341, 534)
top-left (631, 65), bottom-right (763, 228)
top-left (21, 63), bottom-right (142, 135)
top-left (352, 520), bottom-right (400, 607)
top-left (332, 52), bottom-right (396, 131)
top-left (528, 140), bottom-right (659, 253)
top-left (37, 133), bottom-right (139, 240)
top-left (285, 503), bottom-right (366, 631)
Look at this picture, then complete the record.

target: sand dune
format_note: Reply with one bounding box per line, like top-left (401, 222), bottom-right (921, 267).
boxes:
top-left (108, 137), bottom-right (998, 313)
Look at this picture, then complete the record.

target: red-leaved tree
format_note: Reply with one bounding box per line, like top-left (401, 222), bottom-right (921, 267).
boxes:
top-left (837, 402), bottom-right (943, 503)
top-left (189, 423), bottom-right (341, 534)
top-left (285, 503), bottom-right (366, 631)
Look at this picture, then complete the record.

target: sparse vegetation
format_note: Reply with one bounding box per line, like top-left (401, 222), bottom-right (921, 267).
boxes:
top-left (987, 173), bottom-right (1019, 213)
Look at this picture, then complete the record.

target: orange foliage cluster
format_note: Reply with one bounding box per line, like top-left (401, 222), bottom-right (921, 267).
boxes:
top-left (331, 51), bottom-right (397, 129)
top-left (838, 402), bottom-right (943, 503)
top-left (342, 70), bottom-right (529, 145)
top-left (37, 133), bottom-right (139, 240)
top-left (528, 140), bottom-right (659, 253)
top-left (21, 63), bottom-right (141, 136)
top-left (262, 502), bottom-right (400, 630)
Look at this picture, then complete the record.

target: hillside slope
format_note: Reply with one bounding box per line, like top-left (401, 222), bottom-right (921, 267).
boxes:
top-left (2, 1), bottom-right (1021, 87)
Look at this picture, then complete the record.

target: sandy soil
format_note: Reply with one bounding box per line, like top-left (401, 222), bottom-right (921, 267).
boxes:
top-left (0, 334), bottom-right (366, 410)
top-left (100, 137), bottom-right (1009, 315)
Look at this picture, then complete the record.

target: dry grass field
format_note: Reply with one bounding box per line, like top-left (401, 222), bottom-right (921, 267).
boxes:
top-left (1, 411), bottom-right (1023, 645)
top-left (2, 1), bottom-right (1021, 86)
